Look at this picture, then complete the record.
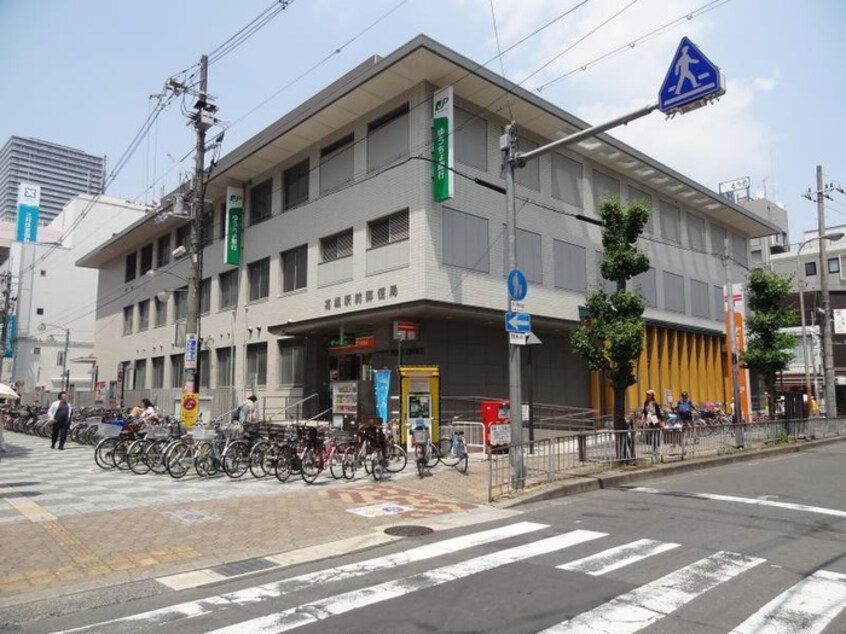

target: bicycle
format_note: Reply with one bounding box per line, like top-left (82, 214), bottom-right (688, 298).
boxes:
top-left (439, 429), bottom-right (468, 474)
top-left (412, 425), bottom-right (440, 478)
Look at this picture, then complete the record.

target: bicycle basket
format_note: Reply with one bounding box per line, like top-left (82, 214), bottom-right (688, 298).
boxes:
top-left (98, 423), bottom-right (121, 437)
top-left (191, 427), bottom-right (216, 440)
top-left (150, 426), bottom-right (171, 439)
top-left (412, 428), bottom-right (430, 444)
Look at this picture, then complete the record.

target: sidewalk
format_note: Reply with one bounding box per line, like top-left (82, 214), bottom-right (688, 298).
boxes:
top-left (0, 433), bottom-right (493, 608)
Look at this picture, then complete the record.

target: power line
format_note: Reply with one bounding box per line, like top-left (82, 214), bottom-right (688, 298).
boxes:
top-left (208, 0), bottom-right (296, 66)
top-left (488, 0), bottom-right (514, 121)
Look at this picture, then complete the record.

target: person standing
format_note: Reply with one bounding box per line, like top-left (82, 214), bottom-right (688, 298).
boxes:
top-left (676, 392), bottom-right (696, 427)
top-left (48, 391), bottom-right (73, 450)
top-left (642, 389), bottom-right (662, 452)
top-left (237, 395), bottom-right (258, 424)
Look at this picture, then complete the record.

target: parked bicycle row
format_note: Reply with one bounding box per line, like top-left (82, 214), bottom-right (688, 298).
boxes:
top-left (92, 418), bottom-right (470, 485)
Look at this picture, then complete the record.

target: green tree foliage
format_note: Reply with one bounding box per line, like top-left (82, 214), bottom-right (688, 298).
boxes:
top-left (741, 267), bottom-right (796, 417)
top-left (571, 197), bottom-right (650, 431)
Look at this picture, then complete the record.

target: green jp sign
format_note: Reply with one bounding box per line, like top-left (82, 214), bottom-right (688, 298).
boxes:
top-left (225, 186), bottom-right (243, 266)
top-left (432, 86), bottom-right (453, 202)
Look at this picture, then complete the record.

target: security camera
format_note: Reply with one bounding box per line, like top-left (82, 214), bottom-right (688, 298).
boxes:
top-left (172, 245), bottom-right (187, 259)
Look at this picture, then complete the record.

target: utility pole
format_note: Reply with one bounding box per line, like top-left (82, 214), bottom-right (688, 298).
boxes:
top-left (812, 165), bottom-right (838, 417)
top-left (724, 236), bottom-right (744, 446)
top-left (61, 328), bottom-right (69, 393)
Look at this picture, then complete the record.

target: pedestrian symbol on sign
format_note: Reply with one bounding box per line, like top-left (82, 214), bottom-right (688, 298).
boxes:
top-left (658, 37), bottom-right (725, 114)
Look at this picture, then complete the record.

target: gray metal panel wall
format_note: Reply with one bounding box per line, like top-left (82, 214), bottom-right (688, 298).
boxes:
top-left (690, 279), bottom-right (711, 318)
top-left (663, 271), bottom-right (685, 313)
top-left (553, 239), bottom-right (586, 292)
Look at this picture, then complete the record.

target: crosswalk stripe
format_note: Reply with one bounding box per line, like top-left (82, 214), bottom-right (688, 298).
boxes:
top-left (558, 539), bottom-right (680, 576)
top-left (730, 569), bottom-right (846, 633)
top-left (206, 529), bottom-right (608, 634)
top-left (58, 521), bottom-right (549, 633)
top-left (539, 550), bottom-right (766, 633)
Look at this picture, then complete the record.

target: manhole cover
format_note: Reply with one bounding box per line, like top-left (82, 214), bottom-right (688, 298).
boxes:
top-left (384, 525), bottom-right (434, 537)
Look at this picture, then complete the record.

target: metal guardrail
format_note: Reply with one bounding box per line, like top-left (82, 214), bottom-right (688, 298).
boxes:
top-left (488, 418), bottom-right (846, 502)
top-left (439, 421), bottom-right (486, 453)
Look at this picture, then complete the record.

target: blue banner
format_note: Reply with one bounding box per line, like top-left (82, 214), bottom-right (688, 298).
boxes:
top-left (16, 205), bottom-right (39, 243)
top-left (374, 369), bottom-right (391, 425)
top-left (4, 314), bottom-right (16, 358)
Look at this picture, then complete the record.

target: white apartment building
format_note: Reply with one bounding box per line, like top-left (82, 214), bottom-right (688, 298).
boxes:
top-left (4, 195), bottom-right (146, 403)
top-left (79, 36), bottom-right (778, 419)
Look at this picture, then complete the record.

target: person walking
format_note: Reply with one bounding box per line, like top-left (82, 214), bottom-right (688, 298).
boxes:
top-left (676, 392), bottom-right (696, 427)
top-left (48, 391), bottom-right (73, 450)
top-left (642, 389), bottom-right (662, 452)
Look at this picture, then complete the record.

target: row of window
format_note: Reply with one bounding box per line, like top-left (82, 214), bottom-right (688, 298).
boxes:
top-left (123, 210), bottom-right (409, 333)
top-left (804, 257), bottom-right (841, 277)
top-left (123, 340), bottom-right (304, 390)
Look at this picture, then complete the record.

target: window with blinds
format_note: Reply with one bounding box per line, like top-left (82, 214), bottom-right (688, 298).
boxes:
top-left (320, 229), bottom-right (354, 262)
top-left (248, 257), bottom-right (270, 301)
top-left (454, 107), bottom-right (487, 171)
top-left (369, 210), bottom-right (409, 248)
top-left (663, 272), bottom-right (686, 313)
top-left (660, 201), bottom-right (681, 244)
top-left (219, 270), bottom-right (239, 309)
top-left (628, 187), bottom-right (653, 234)
top-left (367, 104), bottom-right (409, 172)
top-left (320, 134), bottom-right (354, 195)
top-left (552, 154), bottom-right (583, 208)
top-left (688, 214), bottom-right (706, 251)
top-left (442, 207), bottom-right (489, 273)
top-left (593, 170), bottom-right (620, 213)
top-left (283, 158), bottom-right (310, 211)
top-left (281, 244), bottom-right (308, 292)
top-left (250, 179), bottom-right (273, 225)
top-left (554, 240), bottom-right (586, 292)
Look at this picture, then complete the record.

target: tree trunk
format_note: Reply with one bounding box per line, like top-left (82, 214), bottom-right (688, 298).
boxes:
top-left (613, 385), bottom-right (631, 461)
top-left (766, 375), bottom-right (776, 419)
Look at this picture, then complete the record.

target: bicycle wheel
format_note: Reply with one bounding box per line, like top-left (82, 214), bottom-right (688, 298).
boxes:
top-left (127, 440), bottom-right (151, 475)
top-left (456, 445), bottom-right (469, 474)
top-left (426, 442), bottom-right (441, 468)
top-left (300, 448), bottom-right (321, 484)
top-left (370, 449), bottom-right (385, 481)
top-left (416, 447), bottom-right (426, 479)
top-left (194, 441), bottom-right (217, 477)
top-left (113, 438), bottom-right (132, 470)
top-left (146, 439), bottom-right (170, 474)
top-left (274, 445), bottom-right (294, 483)
top-left (342, 450), bottom-right (358, 481)
top-left (223, 440), bottom-right (250, 478)
top-left (94, 437), bottom-right (119, 470)
top-left (248, 441), bottom-right (270, 478)
top-left (438, 437), bottom-right (460, 467)
top-left (165, 441), bottom-right (192, 479)
top-left (328, 446), bottom-right (345, 479)
top-left (384, 444), bottom-right (407, 473)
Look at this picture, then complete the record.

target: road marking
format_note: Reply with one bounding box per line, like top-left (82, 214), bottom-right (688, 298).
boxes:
top-left (59, 521), bottom-right (550, 633)
top-left (558, 539), bottom-right (680, 576)
top-left (730, 569), bottom-right (846, 633)
top-left (630, 487), bottom-right (846, 518)
top-left (206, 530), bottom-right (607, 634)
top-left (540, 551), bottom-right (765, 633)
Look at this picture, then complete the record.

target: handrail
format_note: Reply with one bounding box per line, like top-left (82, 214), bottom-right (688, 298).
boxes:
top-left (307, 407), bottom-right (333, 422)
top-left (283, 393), bottom-right (319, 414)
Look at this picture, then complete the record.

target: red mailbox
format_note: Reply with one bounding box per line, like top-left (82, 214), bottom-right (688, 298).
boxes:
top-left (481, 400), bottom-right (510, 451)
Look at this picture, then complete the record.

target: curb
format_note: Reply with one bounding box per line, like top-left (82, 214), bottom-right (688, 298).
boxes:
top-left (497, 434), bottom-right (846, 509)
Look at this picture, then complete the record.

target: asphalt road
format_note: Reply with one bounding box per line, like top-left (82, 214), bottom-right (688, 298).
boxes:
top-left (9, 441), bottom-right (846, 634)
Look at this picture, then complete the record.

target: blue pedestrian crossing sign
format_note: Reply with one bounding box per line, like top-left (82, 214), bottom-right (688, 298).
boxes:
top-left (658, 37), bottom-right (725, 115)
top-left (507, 269), bottom-right (528, 301)
top-left (505, 312), bottom-right (531, 333)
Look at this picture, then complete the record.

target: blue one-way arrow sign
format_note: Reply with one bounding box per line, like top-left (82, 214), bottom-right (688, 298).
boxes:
top-left (505, 312), bottom-right (531, 333)
top-left (659, 37), bottom-right (725, 114)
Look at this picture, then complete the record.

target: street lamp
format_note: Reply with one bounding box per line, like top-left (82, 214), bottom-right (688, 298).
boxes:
top-left (796, 232), bottom-right (843, 408)
top-left (38, 322), bottom-right (70, 393)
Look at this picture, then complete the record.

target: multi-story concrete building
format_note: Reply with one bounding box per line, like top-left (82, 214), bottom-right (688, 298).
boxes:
top-left (79, 36), bottom-right (778, 419)
top-left (740, 197), bottom-right (789, 269)
top-left (3, 195), bottom-right (146, 403)
top-left (0, 136), bottom-right (106, 225)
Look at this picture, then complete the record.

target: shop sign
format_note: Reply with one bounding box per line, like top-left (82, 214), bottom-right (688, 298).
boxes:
top-left (432, 86), bottom-right (454, 202)
top-left (325, 285), bottom-right (398, 312)
top-left (224, 186), bottom-right (243, 265)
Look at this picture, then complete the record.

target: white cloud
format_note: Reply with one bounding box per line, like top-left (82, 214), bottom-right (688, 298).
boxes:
top-left (753, 68), bottom-right (780, 93)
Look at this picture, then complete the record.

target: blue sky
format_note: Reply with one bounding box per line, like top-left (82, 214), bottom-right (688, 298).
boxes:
top-left (1, 0), bottom-right (844, 241)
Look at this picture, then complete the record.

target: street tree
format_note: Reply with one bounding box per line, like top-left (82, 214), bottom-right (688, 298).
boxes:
top-left (571, 197), bottom-right (650, 438)
top-left (742, 267), bottom-right (795, 418)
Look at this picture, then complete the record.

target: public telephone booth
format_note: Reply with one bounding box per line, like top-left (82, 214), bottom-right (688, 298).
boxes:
top-left (398, 366), bottom-right (440, 451)
top-left (481, 399), bottom-right (510, 452)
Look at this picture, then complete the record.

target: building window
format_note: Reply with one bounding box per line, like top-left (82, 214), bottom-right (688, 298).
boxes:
top-left (320, 133), bottom-right (354, 195)
top-left (731, 233), bottom-right (748, 267)
top-left (660, 201), bottom-right (681, 244)
top-left (279, 339), bottom-right (304, 385)
top-left (663, 271), bottom-right (686, 313)
top-left (553, 240), bottom-right (586, 292)
top-left (505, 228), bottom-right (542, 283)
top-left (688, 214), bottom-right (706, 252)
top-left (281, 244), bottom-right (308, 292)
top-left (157, 234), bottom-right (171, 267)
top-left (134, 359), bottom-right (147, 390)
top-left (250, 178), bottom-right (273, 225)
top-left (454, 107), bottom-right (487, 171)
top-left (36, 307), bottom-right (44, 315)
top-left (248, 257), bottom-right (270, 301)
top-left (219, 270), bottom-right (239, 309)
top-left (33, 347), bottom-right (41, 355)
top-left (367, 104), bottom-right (409, 172)
top-left (218, 202), bottom-right (227, 240)
top-left (125, 252), bottom-right (137, 282)
top-left (246, 342), bottom-right (268, 387)
top-left (551, 154), bottom-right (583, 208)
top-left (198, 350), bottom-right (210, 389)
top-left (369, 210), bottom-right (409, 249)
top-left (829, 257), bottom-right (840, 274)
top-left (138, 299), bottom-right (150, 331)
top-left (805, 261), bottom-right (817, 277)
top-left (154, 296), bottom-right (167, 327)
top-left (442, 207), bottom-right (489, 273)
top-left (175, 224), bottom-right (190, 250)
top-left (593, 170), bottom-right (620, 213)
top-left (200, 278), bottom-right (211, 315)
top-left (170, 354), bottom-right (183, 388)
top-left (515, 136), bottom-right (540, 190)
top-left (174, 286), bottom-right (187, 321)
top-left (320, 229), bottom-right (353, 263)
top-left (216, 347), bottom-right (235, 386)
top-left (628, 187), bottom-right (653, 234)
top-left (140, 243), bottom-right (153, 275)
top-left (151, 356), bottom-right (164, 388)
top-left (123, 305), bottom-right (134, 335)
top-left (283, 158), bottom-right (310, 211)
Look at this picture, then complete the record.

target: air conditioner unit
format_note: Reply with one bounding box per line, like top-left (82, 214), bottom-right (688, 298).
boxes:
top-left (172, 245), bottom-right (188, 259)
